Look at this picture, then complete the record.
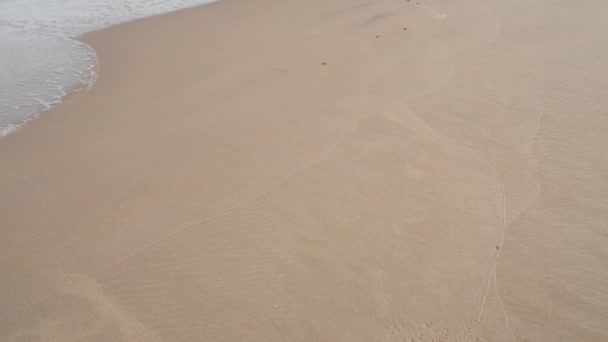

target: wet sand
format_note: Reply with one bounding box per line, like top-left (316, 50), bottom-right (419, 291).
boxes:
top-left (1, 0), bottom-right (608, 340)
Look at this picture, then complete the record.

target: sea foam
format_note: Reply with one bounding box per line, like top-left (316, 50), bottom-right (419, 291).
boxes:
top-left (0, 0), bottom-right (217, 136)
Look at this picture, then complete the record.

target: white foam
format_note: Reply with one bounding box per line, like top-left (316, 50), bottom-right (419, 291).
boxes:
top-left (0, 0), bottom-right (218, 137)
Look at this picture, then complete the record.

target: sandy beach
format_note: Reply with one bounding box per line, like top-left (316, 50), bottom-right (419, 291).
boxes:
top-left (2, 0), bottom-right (608, 340)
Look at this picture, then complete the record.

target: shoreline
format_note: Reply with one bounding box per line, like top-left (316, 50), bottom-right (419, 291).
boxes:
top-left (1, 0), bottom-right (219, 141)
top-left (0, 0), bottom-right (221, 139)
top-left (2, 0), bottom-right (608, 340)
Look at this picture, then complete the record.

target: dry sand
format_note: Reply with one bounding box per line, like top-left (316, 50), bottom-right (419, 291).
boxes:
top-left (1, 0), bottom-right (608, 340)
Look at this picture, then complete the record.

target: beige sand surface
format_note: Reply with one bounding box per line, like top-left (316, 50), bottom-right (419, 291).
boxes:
top-left (1, 0), bottom-right (608, 340)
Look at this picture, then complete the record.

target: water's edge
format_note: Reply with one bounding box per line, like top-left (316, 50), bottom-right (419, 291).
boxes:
top-left (0, 0), bottom-right (219, 137)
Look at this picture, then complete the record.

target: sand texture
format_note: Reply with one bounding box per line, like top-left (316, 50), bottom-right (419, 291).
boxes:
top-left (1, 0), bottom-right (608, 340)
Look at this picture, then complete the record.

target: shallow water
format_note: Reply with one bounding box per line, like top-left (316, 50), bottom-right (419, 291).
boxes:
top-left (0, 0), bottom-right (217, 136)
